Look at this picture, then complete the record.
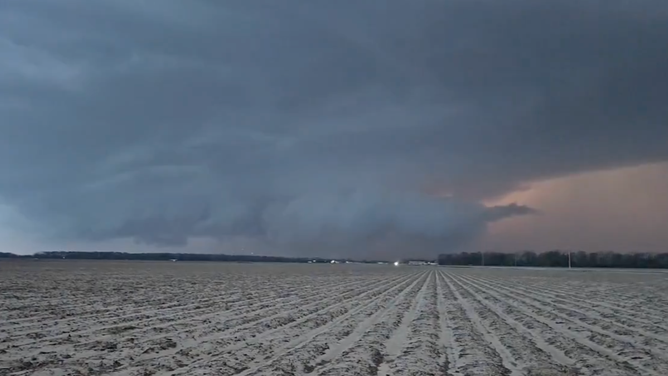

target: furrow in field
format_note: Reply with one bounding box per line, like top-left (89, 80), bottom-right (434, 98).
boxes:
top-left (123, 272), bottom-right (425, 376)
top-left (2, 275), bottom-right (370, 338)
top-left (478, 274), bottom-right (668, 336)
top-left (309, 271), bottom-right (429, 376)
top-left (495, 275), bottom-right (668, 318)
top-left (378, 271), bottom-right (435, 375)
top-left (4, 291), bottom-right (242, 335)
top-left (0, 272), bottom-right (363, 328)
top-left (434, 268), bottom-right (457, 376)
top-left (444, 271), bottom-right (578, 375)
top-left (389, 271), bottom-right (444, 376)
top-left (1, 274), bottom-right (378, 329)
top-left (376, 270), bottom-right (433, 375)
top-left (512, 278), bottom-right (668, 322)
top-left (0, 280), bottom-right (192, 324)
top-left (0, 279), bottom-right (228, 326)
top-left (453, 272), bottom-right (648, 376)
top-left (455, 272), bottom-right (668, 376)
top-left (1, 282), bottom-right (279, 331)
top-left (7, 272), bottom-right (396, 348)
top-left (436, 270), bottom-right (515, 376)
top-left (6, 261), bottom-right (668, 376)
top-left (0, 290), bottom-right (194, 322)
top-left (461, 273), bottom-right (668, 362)
top-left (4, 272), bottom-right (414, 373)
top-left (236, 271), bottom-right (430, 376)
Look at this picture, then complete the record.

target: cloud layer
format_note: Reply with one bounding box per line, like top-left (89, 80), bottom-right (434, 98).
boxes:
top-left (1, 0), bottom-right (667, 257)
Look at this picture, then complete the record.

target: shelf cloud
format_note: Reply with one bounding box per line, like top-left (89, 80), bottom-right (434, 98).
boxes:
top-left (1, 0), bottom-right (667, 257)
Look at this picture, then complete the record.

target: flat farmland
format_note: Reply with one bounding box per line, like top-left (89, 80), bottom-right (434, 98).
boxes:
top-left (1, 261), bottom-right (668, 376)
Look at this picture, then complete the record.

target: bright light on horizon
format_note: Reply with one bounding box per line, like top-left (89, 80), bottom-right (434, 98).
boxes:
top-left (394, 261), bottom-right (399, 266)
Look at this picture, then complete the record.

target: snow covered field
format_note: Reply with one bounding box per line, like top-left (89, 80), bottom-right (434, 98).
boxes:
top-left (1, 261), bottom-right (667, 376)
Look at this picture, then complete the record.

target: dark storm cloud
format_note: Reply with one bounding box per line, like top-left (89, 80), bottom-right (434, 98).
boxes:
top-left (1, 0), bottom-right (667, 257)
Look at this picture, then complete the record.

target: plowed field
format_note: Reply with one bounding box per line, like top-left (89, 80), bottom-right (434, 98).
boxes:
top-left (1, 261), bottom-right (667, 375)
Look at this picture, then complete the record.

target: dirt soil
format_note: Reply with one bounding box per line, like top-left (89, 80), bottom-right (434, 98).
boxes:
top-left (1, 260), bottom-right (667, 376)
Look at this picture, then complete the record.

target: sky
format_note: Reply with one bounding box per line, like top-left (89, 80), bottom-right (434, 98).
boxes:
top-left (1, 0), bottom-right (667, 259)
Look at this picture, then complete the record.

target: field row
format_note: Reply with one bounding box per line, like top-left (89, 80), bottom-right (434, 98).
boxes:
top-left (1, 261), bottom-right (667, 375)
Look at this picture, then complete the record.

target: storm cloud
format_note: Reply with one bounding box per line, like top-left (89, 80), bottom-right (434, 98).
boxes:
top-left (1, 0), bottom-right (667, 258)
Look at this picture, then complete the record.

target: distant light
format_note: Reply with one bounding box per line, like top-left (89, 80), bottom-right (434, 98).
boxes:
top-left (394, 261), bottom-right (399, 266)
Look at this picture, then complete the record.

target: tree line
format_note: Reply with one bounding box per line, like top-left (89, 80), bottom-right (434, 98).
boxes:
top-left (438, 250), bottom-right (668, 269)
top-left (2, 250), bottom-right (668, 268)
top-left (0, 251), bottom-right (384, 264)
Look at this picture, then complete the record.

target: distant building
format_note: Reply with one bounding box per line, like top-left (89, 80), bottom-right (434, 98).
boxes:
top-left (407, 260), bottom-right (436, 266)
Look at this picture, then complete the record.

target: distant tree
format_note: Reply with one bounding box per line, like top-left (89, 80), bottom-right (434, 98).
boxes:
top-left (519, 251), bottom-right (538, 266)
top-left (437, 250), bottom-right (668, 269)
top-left (572, 251), bottom-right (588, 267)
top-left (3, 250), bottom-right (668, 269)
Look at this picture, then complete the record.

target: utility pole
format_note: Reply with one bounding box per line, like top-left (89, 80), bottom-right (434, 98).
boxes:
top-left (568, 251), bottom-right (572, 269)
top-left (481, 251), bottom-right (485, 267)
